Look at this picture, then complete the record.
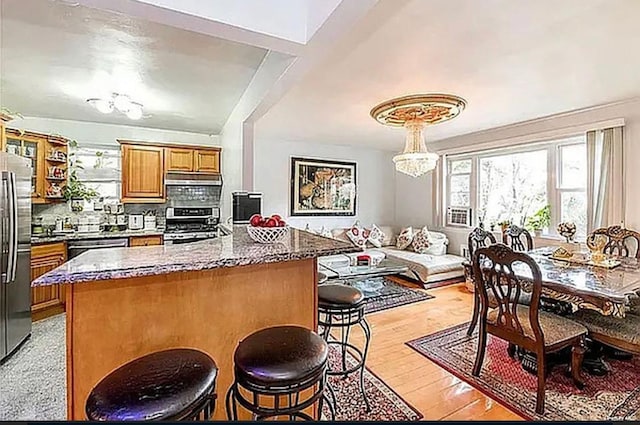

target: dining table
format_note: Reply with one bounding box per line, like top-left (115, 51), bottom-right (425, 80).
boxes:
top-left (502, 246), bottom-right (640, 375)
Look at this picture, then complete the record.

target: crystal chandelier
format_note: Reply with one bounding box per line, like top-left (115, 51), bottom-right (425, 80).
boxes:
top-left (370, 94), bottom-right (466, 177)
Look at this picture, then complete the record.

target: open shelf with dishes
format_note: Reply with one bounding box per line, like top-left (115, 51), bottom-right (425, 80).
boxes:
top-left (3, 129), bottom-right (69, 203)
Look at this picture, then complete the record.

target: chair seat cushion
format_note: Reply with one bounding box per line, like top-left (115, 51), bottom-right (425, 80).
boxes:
top-left (571, 309), bottom-right (640, 348)
top-left (86, 349), bottom-right (218, 421)
top-left (487, 306), bottom-right (587, 346)
top-left (318, 284), bottom-right (365, 308)
top-left (234, 326), bottom-right (328, 386)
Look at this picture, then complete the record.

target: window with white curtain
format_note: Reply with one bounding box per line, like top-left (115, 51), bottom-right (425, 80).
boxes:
top-left (443, 136), bottom-right (587, 236)
top-left (72, 145), bottom-right (121, 200)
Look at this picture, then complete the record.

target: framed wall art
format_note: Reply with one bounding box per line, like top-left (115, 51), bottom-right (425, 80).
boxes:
top-left (290, 157), bottom-right (357, 216)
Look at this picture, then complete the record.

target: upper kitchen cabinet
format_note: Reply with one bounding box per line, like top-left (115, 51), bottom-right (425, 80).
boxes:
top-left (194, 149), bottom-right (220, 173)
top-left (0, 113), bottom-right (11, 150)
top-left (166, 147), bottom-right (194, 172)
top-left (166, 146), bottom-right (221, 174)
top-left (120, 142), bottom-right (165, 203)
top-left (3, 127), bottom-right (68, 204)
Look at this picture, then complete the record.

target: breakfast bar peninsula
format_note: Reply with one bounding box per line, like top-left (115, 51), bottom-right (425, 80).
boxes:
top-left (33, 227), bottom-right (358, 420)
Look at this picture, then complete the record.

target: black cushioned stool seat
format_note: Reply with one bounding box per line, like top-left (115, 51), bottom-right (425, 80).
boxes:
top-left (318, 284), bottom-right (365, 309)
top-left (226, 325), bottom-right (333, 421)
top-left (86, 349), bottom-right (218, 421)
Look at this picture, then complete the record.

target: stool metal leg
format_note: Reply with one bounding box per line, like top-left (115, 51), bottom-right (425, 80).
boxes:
top-left (359, 317), bottom-right (372, 412)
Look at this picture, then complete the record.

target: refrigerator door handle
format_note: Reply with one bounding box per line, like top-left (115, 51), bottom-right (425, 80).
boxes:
top-left (1, 172), bottom-right (8, 284)
top-left (7, 172), bottom-right (17, 283)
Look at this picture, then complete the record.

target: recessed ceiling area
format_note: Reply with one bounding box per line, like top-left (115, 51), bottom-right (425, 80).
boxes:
top-left (255, 0), bottom-right (640, 150)
top-left (0, 0), bottom-right (269, 134)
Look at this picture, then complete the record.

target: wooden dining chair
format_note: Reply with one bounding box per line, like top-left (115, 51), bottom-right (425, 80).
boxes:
top-left (590, 225), bottom-right (640, 258)
top-left (502, 224), bottom-right (533, 252)
top-left (472, 244), bottom-right (587, 414)
top-left (465, 227), bottom-right (497, 336)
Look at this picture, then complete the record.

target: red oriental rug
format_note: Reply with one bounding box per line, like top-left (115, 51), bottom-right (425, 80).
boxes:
top-left (406, 323), bottom-right (640, 421)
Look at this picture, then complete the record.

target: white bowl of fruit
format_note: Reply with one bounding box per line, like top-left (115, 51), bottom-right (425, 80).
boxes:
top-left (246, 214), bottom-right (289, 244)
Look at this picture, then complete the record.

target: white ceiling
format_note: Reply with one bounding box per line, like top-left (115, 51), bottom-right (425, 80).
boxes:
top-left (255, 0), bottom-right (640, 151)
top-left (0, 0), bottom-right (268, 134)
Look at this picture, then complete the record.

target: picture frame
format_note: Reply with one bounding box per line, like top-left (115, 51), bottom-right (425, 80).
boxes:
top-left (290, 156), bottom-right (357, 216)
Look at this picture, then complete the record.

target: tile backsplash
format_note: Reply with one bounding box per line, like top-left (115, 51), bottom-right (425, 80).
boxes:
top-left (32, 202), bottom-right (166, 230)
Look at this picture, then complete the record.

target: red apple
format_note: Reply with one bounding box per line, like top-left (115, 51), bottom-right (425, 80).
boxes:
top-left (265, 218), bottom-right (278, 228)
top-left (249, 214), bottom-right (263, 227)
top-left (277, 219), bottom-right (286, 227)
top-left (271, 214), bottom-right (282, 221)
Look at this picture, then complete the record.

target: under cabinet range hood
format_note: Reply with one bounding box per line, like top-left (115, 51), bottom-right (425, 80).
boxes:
top-left (165, 172), bottom-right (222, 207)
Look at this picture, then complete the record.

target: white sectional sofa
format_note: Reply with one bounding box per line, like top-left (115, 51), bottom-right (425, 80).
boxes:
top-left (319, 225), bottom-right (466, 286)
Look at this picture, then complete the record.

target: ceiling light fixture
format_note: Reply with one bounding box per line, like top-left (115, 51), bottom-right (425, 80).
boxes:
top-left (370, 93), bottom-right (466, 177)
top-left (86, 93), bottom-right (145, 120)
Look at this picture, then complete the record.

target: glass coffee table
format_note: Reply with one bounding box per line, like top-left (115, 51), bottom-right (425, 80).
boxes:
top-left (319, 257), bottom-right (408, 297)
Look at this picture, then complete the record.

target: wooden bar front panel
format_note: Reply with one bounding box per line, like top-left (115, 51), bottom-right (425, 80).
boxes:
top-left (66, 259), bottom-right (317, 420)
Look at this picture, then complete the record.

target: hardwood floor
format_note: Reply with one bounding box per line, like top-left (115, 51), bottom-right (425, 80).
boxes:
top-left (348, 282), bottom-right (523, 420)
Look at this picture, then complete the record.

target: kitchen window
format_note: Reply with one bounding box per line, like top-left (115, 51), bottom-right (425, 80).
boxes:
top-left (72, 145), bottom-right (121, 201)
top-left (443, 136), bottom-right (587, 236)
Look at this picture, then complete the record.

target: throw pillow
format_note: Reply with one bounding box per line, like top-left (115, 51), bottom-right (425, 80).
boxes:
top-left (411, 226), bottom-right (432, 253)
top-left (396, 226), bottom-right (414, 250)
top-left (367, 224), bottom-right (386, 248)
top-left (346, 221), bottom-right (370, 248)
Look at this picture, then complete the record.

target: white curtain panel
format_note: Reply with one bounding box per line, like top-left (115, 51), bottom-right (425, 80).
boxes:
top-left (586, 126), bottom-right (624, 232)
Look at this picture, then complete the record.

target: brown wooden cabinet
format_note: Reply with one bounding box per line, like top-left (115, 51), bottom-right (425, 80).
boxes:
top-left (129, 235), bottom-right (163, 247)
top-left (166, 148), bottom-right (195, 172)
top-left (166, 146), bottom-right (220, 174)
top-left (3, 129), bottom-right (69, 204)
top-left (31, 242), bottom-right (67, 321)
top-left (194, 149), bottom-right (220, 173)
top-left (121, 143), bottom-right (165, 203)
top-left (119, 140), bottom-right (222, 203)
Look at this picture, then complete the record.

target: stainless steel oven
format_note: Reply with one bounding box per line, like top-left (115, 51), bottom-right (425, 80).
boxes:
top-left (164, 206), bottom-right (220, 245)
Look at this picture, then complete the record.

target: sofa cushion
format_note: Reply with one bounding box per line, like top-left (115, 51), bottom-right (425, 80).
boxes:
top-left (331, 228), bottom-right (351, 244)
top-left (379, 247), bottom-right (464, 283)
top-left (396, 227), bottom-right (414, 250)
top-left (411, 226), bottom-right (432, 253)
top-left (367, 224), bottom-right (386, 248)
top-left (346, 222), bottom-right (370, 248)
top-left (377, 225), bottom-right (396, 247)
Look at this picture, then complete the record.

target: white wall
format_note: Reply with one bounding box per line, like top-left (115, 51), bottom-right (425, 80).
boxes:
top-left (254, 139), bottom-right (396, 231)
top-left (394, 172), bottom-right (434, 229)
top-left (429, 97), bottom-right (640, 254)
top-left (9, 116), bottom-right (219, 147)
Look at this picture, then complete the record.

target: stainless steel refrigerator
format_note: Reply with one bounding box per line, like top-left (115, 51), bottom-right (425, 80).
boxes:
top-left (0, 152), bottom-right (31, 362)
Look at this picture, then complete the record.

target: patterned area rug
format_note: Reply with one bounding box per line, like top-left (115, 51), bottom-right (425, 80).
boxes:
top-left (325, 347), bottom-right (422, 421)
top-left (1, 314), bottom-right (421, 421)
top-left (406, 323), bottom-right (640, 421)
top-left (344, 277), bottom-right (434, 314)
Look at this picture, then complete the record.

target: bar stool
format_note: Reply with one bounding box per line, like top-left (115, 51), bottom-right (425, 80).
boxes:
top-left (318, 283), bottom-right (371, 412)
top-left (225, 325), bottom-right (333, 421)
top-left (85, 349), bottom-right (218, 421)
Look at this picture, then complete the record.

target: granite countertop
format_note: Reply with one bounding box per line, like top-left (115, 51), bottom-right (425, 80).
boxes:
top-left (31, 229), bottom-right (165, 244)
top-left (32, 227), bottom-right (359, 286)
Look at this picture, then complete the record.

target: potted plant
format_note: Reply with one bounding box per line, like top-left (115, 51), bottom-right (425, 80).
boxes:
top-left (63, 141), bottom-right (98, 211)
top-left (526, 205), bottom-right (551, 237)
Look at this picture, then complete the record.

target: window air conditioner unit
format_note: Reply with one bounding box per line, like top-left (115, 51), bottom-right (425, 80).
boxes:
top-left (447, 207), bottom-right (472, 227)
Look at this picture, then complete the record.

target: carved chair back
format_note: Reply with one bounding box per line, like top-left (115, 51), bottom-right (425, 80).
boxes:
top-left (591, 226), bottom-right (640, 259)
top-left (472, 244), bottom-right (544, 350)
top-left (502, 224), bottom-right (534, 252)
top-left (468, 227), bottom-right (497, 260)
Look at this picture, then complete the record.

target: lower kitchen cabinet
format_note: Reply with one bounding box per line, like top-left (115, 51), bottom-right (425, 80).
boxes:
top-left (31, 242), bottom-right (67, 321)
top-left (129, 235), bottom-right (163, 247)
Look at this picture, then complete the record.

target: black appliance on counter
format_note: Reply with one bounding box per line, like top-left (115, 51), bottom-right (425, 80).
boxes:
top-left (164, 207), bottom-right (220, 244)
top-left (232, 192), bottom-right (262, 224)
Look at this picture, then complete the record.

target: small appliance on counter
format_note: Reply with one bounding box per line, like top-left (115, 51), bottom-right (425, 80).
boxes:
top-left (128, 214), bottom-right (144, 230)
top-left (144, 214), bottom-right (157, 230)
top-left (32, 216), bottom-right (44, 235)
top-left (232, 191), bottom-right (262, 224)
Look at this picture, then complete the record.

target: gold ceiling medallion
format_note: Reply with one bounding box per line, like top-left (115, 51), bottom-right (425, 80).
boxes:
top-left (370, 93), bottom-right (467, 177)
